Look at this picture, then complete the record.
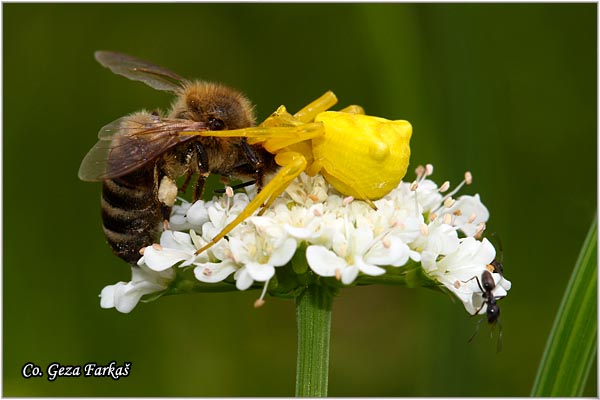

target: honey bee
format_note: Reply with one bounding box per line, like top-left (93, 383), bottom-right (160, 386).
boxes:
top-left (79, 51), bottom-right (275, 264)
top-left (80, 51), bottom-right (413, 265)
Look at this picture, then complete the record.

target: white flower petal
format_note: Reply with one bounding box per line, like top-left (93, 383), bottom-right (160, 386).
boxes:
top-left (306, 246), bottom-right (347, 277)
top-left (142, 246), bottom-right (190, 271)
top-left (268, 238), bottom-right (297, 266)
top-left (246, 262), bottom-right (275, 282)
top-left (194, 262), bottom-right (237, 283)
top-left (160, 230), bottom-right (195, 251)
top-left (100, 283), bottom-right (122, 309)
top-left (365, 236), bottom-right (410, 267)
top-left (235, 268), bottom-right (254, 291)
top-left (354, 256), bottom-right (386, 276)
top-left (186, 200), bottom-right (210, 226)
top-left (341, 264), bottom-right (359, 285)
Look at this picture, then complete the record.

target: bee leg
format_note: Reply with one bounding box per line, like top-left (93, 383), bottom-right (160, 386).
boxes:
top-left (179, 172), bottom-right (194, 193)
top-left (240, 140), bottom-right (265, 191)
top-left (193, 175), bottom-right (207, 202)
top-left (214, 180), bottom-right (257, 194)
top-left (195, 151), bottom-right (307, 255)
top-left (192, 142), bottom-right (210, 202)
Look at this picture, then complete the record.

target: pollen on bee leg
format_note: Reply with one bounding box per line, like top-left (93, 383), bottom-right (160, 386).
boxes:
top-left (152, 243), bottom-right (164, 251)
top-left (485, 264), bottom-right (495, 273)
top-left (158, 176), bottom-right (178, 207)
top-left (343, 196), bottom-right (354, 206)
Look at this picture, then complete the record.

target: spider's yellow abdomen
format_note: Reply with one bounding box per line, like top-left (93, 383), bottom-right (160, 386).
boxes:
top-left (313, 111), bottom-right (412, 200)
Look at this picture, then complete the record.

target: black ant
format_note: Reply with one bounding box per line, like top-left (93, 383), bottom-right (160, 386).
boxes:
top-left (464, 260), bottom-right (505, 352)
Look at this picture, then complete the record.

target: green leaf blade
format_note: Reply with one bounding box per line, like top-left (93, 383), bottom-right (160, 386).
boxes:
top-left (531, 215), bottom-right (597, 396)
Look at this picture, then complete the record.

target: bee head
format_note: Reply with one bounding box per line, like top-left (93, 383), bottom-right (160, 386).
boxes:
top-left (172, 81), bottom-right (255, 131)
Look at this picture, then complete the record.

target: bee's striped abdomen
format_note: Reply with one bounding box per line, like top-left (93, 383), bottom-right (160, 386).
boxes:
top-left (101, 169), bottom-right (168, 265)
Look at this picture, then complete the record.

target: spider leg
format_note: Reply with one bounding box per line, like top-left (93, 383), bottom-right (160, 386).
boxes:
top-left (339, 104), bottom-right (365, 114)
top-left (195, 152), bottom-right (307, 255)
top-left (181, 123), bottom-right (325, 154)
top-left (293, 91), bottom-right (338, 122)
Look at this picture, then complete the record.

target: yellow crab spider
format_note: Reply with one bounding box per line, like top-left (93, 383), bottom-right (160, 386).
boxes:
top-left (185, 91), bottom-right (412, 255)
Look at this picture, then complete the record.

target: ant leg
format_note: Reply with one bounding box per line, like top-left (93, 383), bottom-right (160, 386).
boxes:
top-left (468, 318), bottom-right (484, 343)
top-left (462, 275), bottom-right (485, 293)
top-left (195, 151), bottom-right (307, 255)
top-left (496, 321), bottom-right (503, 353)
top-left (473, 302), bottom-right (486, 316)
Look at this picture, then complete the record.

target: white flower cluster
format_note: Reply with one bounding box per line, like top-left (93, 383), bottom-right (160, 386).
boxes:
top-left (100, 164), bottom-right (511, 314)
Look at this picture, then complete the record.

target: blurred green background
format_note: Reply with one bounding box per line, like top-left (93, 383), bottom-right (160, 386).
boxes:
top-left (4, 3), bottom-right (597, 397)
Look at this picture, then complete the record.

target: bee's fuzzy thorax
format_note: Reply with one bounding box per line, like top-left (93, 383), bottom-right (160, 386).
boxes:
top-left (169, 81), bottom-right (256, 129)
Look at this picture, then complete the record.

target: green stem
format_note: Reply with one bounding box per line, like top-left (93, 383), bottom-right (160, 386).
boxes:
top-left (295, 284), bottom-right (333, 397)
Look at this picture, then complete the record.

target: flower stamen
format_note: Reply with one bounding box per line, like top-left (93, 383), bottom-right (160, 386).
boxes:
top-left (335, 268), bottom-right (342, 281)
top-left (439, 181), bottom-right (450, 193)
top-left (441, 171), bottom-right (473, 203)
top-left (443, 213), bottom-right (453, 225)
top-left (254, 279), bottom-right (270, 308)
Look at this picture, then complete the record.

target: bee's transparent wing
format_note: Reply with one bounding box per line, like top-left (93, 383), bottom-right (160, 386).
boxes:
top-left (78, 114), bottom-right (206, 182)
top-left (95, 51), bottom-right (186, 93)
